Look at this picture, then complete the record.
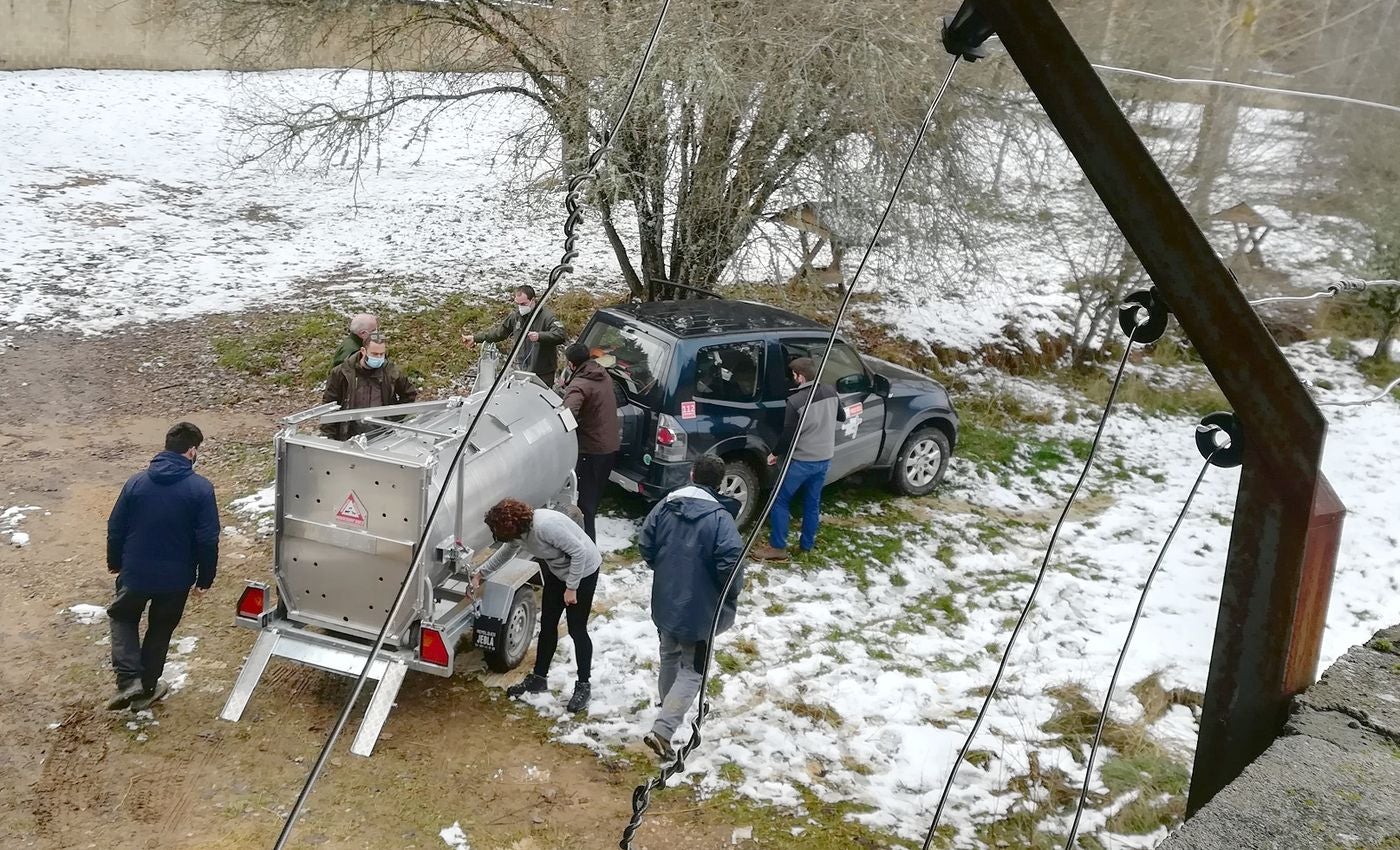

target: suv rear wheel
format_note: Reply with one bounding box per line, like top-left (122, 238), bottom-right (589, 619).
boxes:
top-left (892, 427), bottom-right (951, 497)
top-left (719, 458), bottom-right (761, 527)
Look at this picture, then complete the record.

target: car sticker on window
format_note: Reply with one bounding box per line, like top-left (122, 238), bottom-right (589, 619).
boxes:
top-left (847, 402), bottom-right (864, 417)
top-left (680, 401), bottom-right (697, 419)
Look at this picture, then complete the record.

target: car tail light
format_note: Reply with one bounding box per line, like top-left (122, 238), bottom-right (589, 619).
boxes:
top-left (420, 626), bottom-right (450, 668)
top-left (655, 413), bottom-right (688, 461)
top-left (236, 584), bottom-right (266, 619)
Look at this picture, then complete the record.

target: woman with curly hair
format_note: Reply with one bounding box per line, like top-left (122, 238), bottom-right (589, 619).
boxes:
top-left (477, 497), bottom-right (602, 713)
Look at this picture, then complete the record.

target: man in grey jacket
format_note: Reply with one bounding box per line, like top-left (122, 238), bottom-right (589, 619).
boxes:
top-left (638, 455), bottom-right (745, 760)
top-left (478, 498), bottom-right (602, 713)
top-left (753, 356), bottom-right (846, 562)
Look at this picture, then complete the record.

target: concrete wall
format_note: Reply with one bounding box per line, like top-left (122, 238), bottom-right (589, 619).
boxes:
top-left (0, 0), bottom-right (508, 71)
top-left (1160, 624), bottom-right (1400, 850)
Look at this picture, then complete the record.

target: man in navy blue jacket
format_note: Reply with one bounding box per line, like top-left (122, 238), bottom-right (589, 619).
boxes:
top-left (637, 454), bottom-right (745, 760)
top-left (105, 422), bottom-right (220, 711)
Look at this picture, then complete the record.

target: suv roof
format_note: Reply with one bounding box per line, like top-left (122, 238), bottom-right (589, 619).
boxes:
top-left (602, 299), bottom-right (827, 339)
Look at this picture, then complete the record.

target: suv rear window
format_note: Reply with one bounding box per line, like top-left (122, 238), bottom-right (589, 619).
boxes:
top-left (695, 341), bottom-right (763, 403)
top-left (581, 319), bottom-right (671, 398)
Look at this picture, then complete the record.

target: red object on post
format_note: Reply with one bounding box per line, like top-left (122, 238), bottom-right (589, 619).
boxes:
top-left (419, 627), bottom-right (450, 668)
top-left (236, 585), bottom-right (266, 620)
top-left (1284, 475), bottom-right (1346, 693)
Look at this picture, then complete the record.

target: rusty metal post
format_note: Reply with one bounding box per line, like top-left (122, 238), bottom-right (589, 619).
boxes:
top-left (960, 0), bottom-right (1340, 814)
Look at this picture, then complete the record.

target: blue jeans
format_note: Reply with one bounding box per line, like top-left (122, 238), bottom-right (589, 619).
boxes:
top-left (769, 458), bottom-right (830, 551)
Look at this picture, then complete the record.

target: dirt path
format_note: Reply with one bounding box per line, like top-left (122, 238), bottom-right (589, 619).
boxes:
top-left (0, 326), bottom-right (743, 850)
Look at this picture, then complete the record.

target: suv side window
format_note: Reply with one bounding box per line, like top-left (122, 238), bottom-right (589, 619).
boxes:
top-left (695, 341), bottom-right (763, 403)
top-left (781, 340), bottom-right (871, 395)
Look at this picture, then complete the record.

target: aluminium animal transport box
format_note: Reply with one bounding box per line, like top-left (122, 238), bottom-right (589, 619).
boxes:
top-left (219, 368), bottom-right (579, 755)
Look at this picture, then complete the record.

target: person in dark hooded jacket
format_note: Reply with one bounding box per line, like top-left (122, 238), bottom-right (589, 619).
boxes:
top-left (637, 455), bottom-right (745, 759)
top-left (104, 422), bottom-right (220, 712)
top-left (560, 342), bottom-right (620, 542)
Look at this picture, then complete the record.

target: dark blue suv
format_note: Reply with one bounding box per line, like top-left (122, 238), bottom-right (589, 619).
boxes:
top-left (575, 299), bottom-right (959, 525)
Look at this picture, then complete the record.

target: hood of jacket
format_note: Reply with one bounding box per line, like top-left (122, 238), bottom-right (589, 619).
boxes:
top-left (568, 358), bottom-right (609, 384)
top-left (663, 484), bottom-right (730, 522)
top-left (147, 450), bottom-right (195, 485)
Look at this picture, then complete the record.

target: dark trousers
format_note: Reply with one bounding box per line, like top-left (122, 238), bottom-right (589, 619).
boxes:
top-left (107, 580), bottom-right (189, 692)
top-left (534, 567), bottom-right (598, 683)
top-left (575, 452), bottom-right (615, 542)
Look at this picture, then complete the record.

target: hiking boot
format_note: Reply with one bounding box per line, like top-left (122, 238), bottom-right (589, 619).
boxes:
top-left (106, 680), bottom-right (145, 711)
top-left (506, 673), bottom-right (548, 699)
top-left (566, 681), bottom-right (591, 714)
top-left (642, 731), bottom-right (675, 761)
top-left (129, 680), bottom-right (170, 713)
top-left (751, 544), bottom-right (789, 562)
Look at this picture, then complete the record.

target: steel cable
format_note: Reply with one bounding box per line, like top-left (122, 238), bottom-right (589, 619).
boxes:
top-left (619, 54), bottom-right (965, 850)
top-left (922, 323), bottom-right (1142, 850)
top-left (269, 1), bottom-right (673, 846)
top-left (1250, 277), bottom-right (1400, 306)
top-left (1062, 444), bottom-right (1222, 850)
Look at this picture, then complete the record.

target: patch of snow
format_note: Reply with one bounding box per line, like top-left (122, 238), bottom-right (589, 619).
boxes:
top-left (0, 504), bottom-right (39, 547)
top-left (68, 603), bottom-right (108, 625)
top-left (595, 515), bottom-right (639, 555)
top-left (499, 341), bottom-right (1400, 847)
top-left (438, 822), bottom-right (471, 850)
top-left (231, 484), bottom-right (276, 536)
top-left (163, 635), bottom-right (200, 693)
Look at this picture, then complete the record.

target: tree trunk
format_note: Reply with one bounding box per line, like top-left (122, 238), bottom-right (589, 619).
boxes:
top-left (1372, 316), bottom-right (1397, 361)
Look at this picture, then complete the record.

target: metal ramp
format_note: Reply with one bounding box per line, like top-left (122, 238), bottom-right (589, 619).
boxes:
top-left (219, 627), bottom-right (410, 757)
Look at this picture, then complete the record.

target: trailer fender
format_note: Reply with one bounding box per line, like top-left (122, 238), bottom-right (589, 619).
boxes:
top-left (478, 557), bottom-right (541, 622)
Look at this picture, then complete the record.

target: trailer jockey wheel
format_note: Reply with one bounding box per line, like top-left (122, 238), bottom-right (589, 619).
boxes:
top-left (481, 586), bottom-right (538, 673)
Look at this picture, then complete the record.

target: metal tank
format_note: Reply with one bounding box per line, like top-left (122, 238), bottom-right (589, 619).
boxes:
top-left (219, 370), bottom-right (580, 756)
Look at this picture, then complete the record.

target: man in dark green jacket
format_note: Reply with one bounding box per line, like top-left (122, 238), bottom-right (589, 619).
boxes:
top-left (331, 313), bottom-right (378, 371)
top-left (321, 332), bottom-right (418, 440)
top-left (461, 286), bottom-right (566, 387)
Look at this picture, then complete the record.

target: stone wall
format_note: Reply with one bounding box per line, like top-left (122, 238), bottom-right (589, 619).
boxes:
top-left (1160, 624), bottom-right (1400, 850)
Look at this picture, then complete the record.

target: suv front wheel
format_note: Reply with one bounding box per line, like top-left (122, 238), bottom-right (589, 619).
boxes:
top-left (892, 427), bottom-right (951, 497)
top-left (719, 458), bottom-right (761, 527)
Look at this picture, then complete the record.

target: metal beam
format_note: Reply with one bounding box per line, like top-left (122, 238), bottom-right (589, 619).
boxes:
top-left (965, 0), bottom-right (1337, 814)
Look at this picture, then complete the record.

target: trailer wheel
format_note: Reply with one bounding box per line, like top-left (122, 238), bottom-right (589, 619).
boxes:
top-left (484, 586), bottom-right (537, 673)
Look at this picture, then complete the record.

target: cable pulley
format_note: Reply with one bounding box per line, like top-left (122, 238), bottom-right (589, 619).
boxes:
top-left (1118, 287), bottom-right (1171, 344)
top-left (1195, 412), bottom-right (1244, 468)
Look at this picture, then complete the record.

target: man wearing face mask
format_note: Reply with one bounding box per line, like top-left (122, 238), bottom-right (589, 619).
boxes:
top-left (321, 330), bottom-right (419, 440)
top-left (461, 285), bottom-right (566, 388)
top-left (105, 422), bottom-right (220, 712)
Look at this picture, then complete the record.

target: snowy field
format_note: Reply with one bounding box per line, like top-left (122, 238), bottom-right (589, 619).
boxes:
top-left (9, 69), bottom-right (1399, 846)
top-left (0, 69), bottom-right (1358, 353)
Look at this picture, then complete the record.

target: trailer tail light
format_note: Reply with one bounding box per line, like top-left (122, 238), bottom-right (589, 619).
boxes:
top-left (655, 414), bottom-right (688, 461)
top-left (236, 583), bottom-right (267, 620)
top-left (419, 626), bottom-right (451, 668)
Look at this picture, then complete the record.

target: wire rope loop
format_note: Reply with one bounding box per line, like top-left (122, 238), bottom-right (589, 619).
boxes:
top-left (1118, 288), bottom-right (1170, 344)
top-left (1195, 411), bottom-right (1244, 468)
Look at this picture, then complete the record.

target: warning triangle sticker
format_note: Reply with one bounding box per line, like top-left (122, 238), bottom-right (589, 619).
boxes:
top-left (335, 491), bottom-right (367, 527)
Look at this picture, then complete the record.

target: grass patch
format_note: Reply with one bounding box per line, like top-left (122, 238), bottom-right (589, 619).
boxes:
top-left (779, 697), bottom-right (844, 728)
top-left (1053, 368), bottom-right (1228, 418)
top-left (1105, 794), bottom-right (1186, 835)
top-left (702, 786), bottom-right (919, 850)
top-left (211, 289), bottom-right (620, 391)
top-left (957, 422), bottom-right (1020, 467)
top-left (1099, 752), bottom-right (1190, 797)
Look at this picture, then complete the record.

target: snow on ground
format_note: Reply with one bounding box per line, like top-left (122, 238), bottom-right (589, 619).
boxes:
top-left (510, 342), bottom-right (1400, 847)
top-left (438, 822), bottom-right (471, 850)
top-left (0, 70), bottom-right (625, 333)
top-left (1, 504), bottom-right (40, 547)
top-left (68, 603), bottom-right (108, 625)
top-left (231, 484), bottom-right (277, 536)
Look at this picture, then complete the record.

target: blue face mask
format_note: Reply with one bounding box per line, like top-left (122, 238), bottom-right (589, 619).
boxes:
top-left (365, 355), bottom-right (386, 369)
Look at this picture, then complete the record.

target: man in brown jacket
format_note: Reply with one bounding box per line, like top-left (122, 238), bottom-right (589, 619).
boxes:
top-left (321, 331), bottom-right (419, 440)
top-left (561, 342), bottom-right (620, 542)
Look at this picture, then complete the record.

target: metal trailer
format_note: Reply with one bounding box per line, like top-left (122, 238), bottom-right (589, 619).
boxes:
top-left (219, 366), bottom-right (579, 755)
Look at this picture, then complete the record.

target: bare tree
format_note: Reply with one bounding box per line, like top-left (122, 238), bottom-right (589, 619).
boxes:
top-left (177, 0), bottom-right (978, 300)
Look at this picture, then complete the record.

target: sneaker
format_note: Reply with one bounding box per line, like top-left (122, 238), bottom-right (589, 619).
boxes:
top-left (752, 545), bottom-right (789, 562)
top-left (129, 680), bottom-right (170, 712)
top-left (506, 673), bottom-right (548, 699)
top-left (106, 680), bottom-right (145, 711)
top-left (642, 731), bottom-right (675, 761)
top-left (566, 681), bottom-right (591, 714)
